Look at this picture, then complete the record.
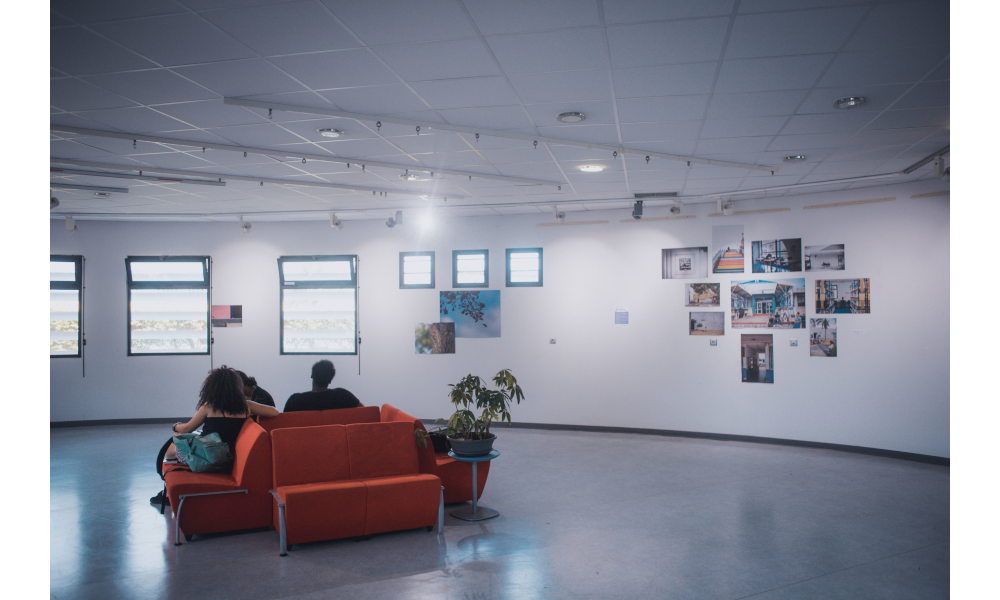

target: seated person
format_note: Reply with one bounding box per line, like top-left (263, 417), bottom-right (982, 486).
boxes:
top-left (234, 369), bottom-right (274, 408)
top-left (284, 359), bottom-right (363, 412)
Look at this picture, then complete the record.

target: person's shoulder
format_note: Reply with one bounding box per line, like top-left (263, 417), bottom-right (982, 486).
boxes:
top-left (284, 392), bottom-right (307, 412)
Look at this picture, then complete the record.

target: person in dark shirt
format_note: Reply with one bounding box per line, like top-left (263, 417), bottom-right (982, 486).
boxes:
top-left (234, 370), bottom-right (274, 408)
top-left (284, 359), bottom-right (363, 412)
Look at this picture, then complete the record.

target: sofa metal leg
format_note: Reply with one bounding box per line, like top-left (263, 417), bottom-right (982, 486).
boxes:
top-left (160, 484), bottom-right (166, 515)
top-left (278, 503), bottom-right (287, 557)
top-left (437, 485), bottom-right (444, 534)
top-left (174, 496), bottom-right (187, 546)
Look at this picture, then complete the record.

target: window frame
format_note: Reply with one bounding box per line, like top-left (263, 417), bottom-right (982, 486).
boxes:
top-left (399, 251), bottom-right (435, 289)
top-left (452, 249), bottom-right (489, 289)
top-left (278, 254), bottom-right (358, 356)
top-left (50, 254), bottom-right (83, 358)
top-left (506, 247), bottom-right (543, 287)
top-left (125, 255), bottom-right (211, 357)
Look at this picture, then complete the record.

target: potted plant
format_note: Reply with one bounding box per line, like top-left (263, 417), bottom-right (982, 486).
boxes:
top-left (444, 369), bottom-right (524, 457)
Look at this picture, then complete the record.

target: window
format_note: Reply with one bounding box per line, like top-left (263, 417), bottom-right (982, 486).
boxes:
top-left (51, 255), bottom-right (83, 357)
top-left (399, 251), bottom-right (435, 289)
top-left (452, 250), bottom-right (489, 288)
top-left (126, 256), bottom-right (210, 355)
top-left (278, 255), bottom-right (357, 354)
top-left (506, 248), bottom-right (543, 287)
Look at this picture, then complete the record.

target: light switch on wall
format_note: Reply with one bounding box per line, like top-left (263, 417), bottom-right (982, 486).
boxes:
top-left (710, 339), bottom-right (717, 346)
top-left (790, 340), bottom-right (798, 347)
top-left (549, 339), bottom-right (556, 344)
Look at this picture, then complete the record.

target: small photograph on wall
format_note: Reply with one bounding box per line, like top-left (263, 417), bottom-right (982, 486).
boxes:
top-left (440, 290), bottom-right (500, 338)
top-left (685, 283), bottom-right (720, 307)
top-left (731, 278), bottom-right (806, 329)
top-left (751, 238), bottom-right (802, 273)
top-left (689, 312), bottom-right (724, 336)
top-left (805, 244), bottom-right (845, 271)
top-left (662, 247), bottom-right (708, 278)
top-left (741, 334), bottom-right (773, 383)
top-left (809, 318), bottom-right (837, 357)
top-left (211, 305), bottom-right (242, 327)
top-left (415, 323), bottom-right (455, 354)
top-left (815, 279), bottom-right (871, 314)
top-left (712, 225), bottom-right (745, 273)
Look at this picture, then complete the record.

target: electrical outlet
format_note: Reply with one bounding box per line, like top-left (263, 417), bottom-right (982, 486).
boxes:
top-left (549, 338), bottom-right (556, 344)
top-left (710, 339), bottom-right (718, 346)
top-left (790, 340), bottom-right (798, 347)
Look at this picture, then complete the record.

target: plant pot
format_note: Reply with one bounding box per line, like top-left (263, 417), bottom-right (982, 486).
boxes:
top-left (447, 434), bottom-right (496, 458)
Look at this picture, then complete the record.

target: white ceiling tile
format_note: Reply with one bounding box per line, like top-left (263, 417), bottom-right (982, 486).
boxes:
top-left (180, 1), bottom-right (302, 10)
top-left (781, 111), bottom-right (875, 135)
top-left (613, 63), bottom-right (717, 98)
top-left (607, 18), bottom-right (729, 68)
top-left (603, 0), bottom-right (736, 25)
top-left (700, 117), bottom-right (788, 139)
top-left (846, 1), bottom-right (950, 51)
top-left (619, 121), bottom-right (702, 143)
top-left (153, 99), bottom-right (268, 128)
top-left (438, 106), bottom-right (535, 130)
top-left (270, 50), bottom-right (400, 89)
top-left (82, 70), bottom-right (220, 105)
top-left (411, 151), bottom-right (491, 168)
top-left (767, 132), bottom-right (852, 151)
top-left (615, 96), bottom-right (709, 123)
top-left (74, 106), bottom-right (192, 134)
top-left (320, 85), bottom-right (430, 114)
top-left (477, 147), bottom-right (542, 165)
top-left (52, 0), bottom-right (184, 23)
top-left (797, 84), bottom-right (911, 114)
top-left (509, 70), bottom-right (613, 104)
top-left (926, 60), bottom-right (948, 81)
top-left (51, 78), bottom-right (139, 112)
top-left (707, 90), bottom-right (809, 119)
top-left (536, 125), bottom-right (621, 145)
top-left (312, 138), bottom-right (405, 158)
top-left (50, 139), bottom-right (123, 161)
top-left (50, 112), bottom-right (114, 130)
top-left (409, 77), bottom-right (518, 109)
top-left (807, 160), bottom-right (879, 175)
top-left (548, 146), bottom-right (621, 162)
top-left (372, 39), bottom-right (499, 82)
top-left (759, 148), bottom-right (834, 164)
top-left (486, 29), bottom-right (608, 75)
top-left (463, 0), bottom-right (600, 35)
top-left (51, 27), bottom-right (158, 76)
top-left (524, 101), bottom-right (617, 127)
top-left (323, 0), bottom-right (476, 45)
top-left (126, 152), bottom-right (220, 170)
top-left (273, 120), bottom-right (376, 143)
top-left (739, 0), bottom-right (867, 12)
top-left (819, 46), bottom-right (949, 87)
top-left (206, 122), bottom-right (307, 146)
top-left (172, 59), bottom-right (308, 96)
top-left (201, 1), bottom-right (359, 56)
top-left (235, 92), bottom-right (338, 119)
top-left (694, 136), bottom-right (774, 154)
top-left (51, 13), bottom-right (74, 27)
top-left (92, 14), bottom-right (257, 66)
top-left (726, 7), bottom-right (867, 59)
top-left (824, 145), bottom-right (907, 163)
top-left (686, 165), bottom-right (752, 179)
top-left (495, 163), bottom-right (565, 179)
top-left (715, 55), bottom-right (832, 93)
top-left (385, 133), bottom-right (472, 154)
top-left (630, 140), bottom-right (699, 155)
top-left (866, 107), bottom-right (949, 130)
top-left (891, 81), bottom-right (949, 110)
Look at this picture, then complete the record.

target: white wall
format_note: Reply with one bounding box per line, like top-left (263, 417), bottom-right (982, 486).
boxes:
top-left (50, 180), bottom-right (950, 458)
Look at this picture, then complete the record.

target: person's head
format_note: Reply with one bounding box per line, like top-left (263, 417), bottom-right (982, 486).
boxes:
top-left (197, 366), bottom-right (247, 415)
top-left (311, 360), bottom-right (335, 389)
top-left (233, 370), bottom-right (257, 399)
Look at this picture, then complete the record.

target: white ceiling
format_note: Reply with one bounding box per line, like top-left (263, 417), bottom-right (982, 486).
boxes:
top-left (50, 0), bottom-right (950, 221)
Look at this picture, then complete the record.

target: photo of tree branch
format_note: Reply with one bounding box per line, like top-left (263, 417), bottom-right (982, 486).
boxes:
top-left (440, 291), bottom-right (501, 338)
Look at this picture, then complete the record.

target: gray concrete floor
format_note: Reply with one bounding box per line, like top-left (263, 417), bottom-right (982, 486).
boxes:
top-left (51, 425), bottom-right (949, 599)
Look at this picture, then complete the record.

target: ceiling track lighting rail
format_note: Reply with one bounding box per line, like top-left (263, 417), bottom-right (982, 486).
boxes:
top-left (50, 167), bottom-right (226, 187)
top-left (222, 97), bottom-right (777, 174)
top-left (50, 158), bottom-right (460, 200)
top-left (51, 182), bottom-right (129, 194)
top-left (901, 145), bottom-right (949, 175)
top-left (50, 125), bottom-right (561, 188)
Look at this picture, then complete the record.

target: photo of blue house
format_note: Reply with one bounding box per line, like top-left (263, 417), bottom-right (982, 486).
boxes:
top-left (730, 279), bottom-right (806, 328)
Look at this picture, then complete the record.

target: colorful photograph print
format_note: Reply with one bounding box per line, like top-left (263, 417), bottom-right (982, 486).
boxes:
top-left (815, 279), bottom-right (870, 314)
top-left (440, 290), bottom-right (501, 338)
top-left (662, 247), bottom-right (708, 279)
top-left (415, 323), bottom-right (455, 354)
top-left (689, 312), bottom-right (724, 336)
top-left (805, 244), bottom-right (845, 271)
top-left (751, 238), bottom-right (802, 273)
top-left (685, 283), bottom-right (720, 307)
top-left (741, 334), bottom-right (773, 383)
top-left (809, 318), bottom-right (837, 357)
top-left (211, 305), bottom-right (242, 327)
top-left (712, 225), bottom-right (744, 273)
top-left (731, 278), bottom-right (806, 329)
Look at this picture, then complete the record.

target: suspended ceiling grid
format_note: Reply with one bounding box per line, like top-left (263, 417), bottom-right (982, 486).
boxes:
top-left (50, 0), bottom-right (950, 221)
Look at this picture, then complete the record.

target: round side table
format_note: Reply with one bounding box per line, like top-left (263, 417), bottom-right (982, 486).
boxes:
top-left (448, 449), bottom-right (500, 521)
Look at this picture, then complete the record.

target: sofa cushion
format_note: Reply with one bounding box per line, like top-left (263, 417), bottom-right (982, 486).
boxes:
top-left (362, 474), bottom-right (441, 536)
top-left (272, 425), bottom-right (350, 488)
top-left (380, 404), bottom-right (437, 475)
top-left (258, 411), bottom-right (323, 433)
top-left (323, 406), bottom-right (380, 425)
top-left (345, 422), bottom-right (419, 480)
top-left (275, 481), bottom-right (367, 545)
top-left (436, 453), bottom-right (491, 504)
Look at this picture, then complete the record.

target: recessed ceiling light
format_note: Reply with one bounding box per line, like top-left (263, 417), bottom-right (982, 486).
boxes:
top-left (557, 111), bottom-right (586, 123)
top-left (579, 165), bottom-right (604, 172)
top-left (400, 173), bottom-right (422, 181)
top-left (833, 96), bottom-right (868, 110)
top-left (93, 192), bottom-right (112, 198)
top-left (317, 128), bottom-right (345, 138)
top-left (783, 155), bottom-right (807, 163)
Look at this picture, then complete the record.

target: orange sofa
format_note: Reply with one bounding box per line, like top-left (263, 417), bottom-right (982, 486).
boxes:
top-left (270, 422), bottom-right (442, 555)
top-left (257, 405), bottom-right (380, 433)
top-left (164, 419), bottom-right (273, 545)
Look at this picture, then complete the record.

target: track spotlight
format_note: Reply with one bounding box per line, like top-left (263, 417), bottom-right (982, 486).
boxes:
top-left (723, 201), bottom-right (734, 216)
top-left (552, 205), bottom-right (565, 221)
top-left (386, 210), bottom-right (402, 228)
top-left (65, 216), bottom-right (77, 232)
top-left (933, 157), bottom-right (949, 181)
top-left (51, 196), bottom-right (60, 210)
top-left (330, 213), bottom-right (343, 230)
top-left (669, 202), bottom-right (681, 215)
top-left (239, 216), bottom-right (252, 233)
top-left (632, 200), bottom-right (643, 220)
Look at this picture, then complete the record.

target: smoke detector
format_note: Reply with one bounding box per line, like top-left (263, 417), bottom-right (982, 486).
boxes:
top-left (51, 196), bottom-right (60, 209)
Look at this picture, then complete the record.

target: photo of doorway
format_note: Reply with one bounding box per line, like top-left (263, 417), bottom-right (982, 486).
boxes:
top-left (741, 334), bottom-right (774, 383)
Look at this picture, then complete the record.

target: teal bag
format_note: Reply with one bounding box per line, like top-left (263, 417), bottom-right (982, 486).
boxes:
top-left (172, 432), bottom-right (234, 473)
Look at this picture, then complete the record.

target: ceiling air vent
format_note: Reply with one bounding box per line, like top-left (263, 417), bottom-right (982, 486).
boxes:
top-left (633, 192), bottom-right (678, 199)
